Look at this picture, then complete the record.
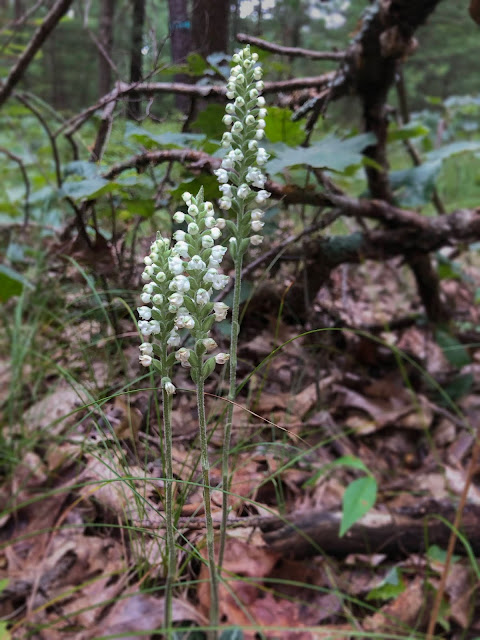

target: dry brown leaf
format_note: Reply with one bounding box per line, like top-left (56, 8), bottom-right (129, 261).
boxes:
top-left (363, 577), bottom-right (428, 633)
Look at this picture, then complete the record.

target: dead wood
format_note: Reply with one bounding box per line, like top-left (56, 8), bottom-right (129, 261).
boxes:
top-left (260, 501), bottom-right (480, 558)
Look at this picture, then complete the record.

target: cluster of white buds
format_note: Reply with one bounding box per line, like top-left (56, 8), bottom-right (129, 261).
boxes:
top-left (138, 188), bottom-right (231, 390)
top-left (214, 45), bottom-right (271, 256)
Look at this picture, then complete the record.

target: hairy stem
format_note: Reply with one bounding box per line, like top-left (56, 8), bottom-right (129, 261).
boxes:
top-left (219, 225), bottom-right (244, 569)
top-left (161, 352), bottom-right (176, 639)
top-left (196, 373), bottom-right (219, 637)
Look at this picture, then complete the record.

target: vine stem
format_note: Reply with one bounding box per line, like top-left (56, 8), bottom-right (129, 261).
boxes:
top-left (218, 224), bottom-right (244, 570)
top-left (196, 372), bottom-right (219, 638)
top-left (161, 351), bottom-right (176, 640)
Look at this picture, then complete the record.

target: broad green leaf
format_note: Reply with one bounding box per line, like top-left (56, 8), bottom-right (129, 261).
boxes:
top-left (122, 198), bottom-right (155, 218)
top-left (61, 178), bottom-right (114, 201)
top-left (64, 160), bottom-right (99, 179)
top-left (264, 106), bottom-right (305, 146)
top-left (427, 545), bottom-right (460, 564)
top-left (435, 329), bottom-right (471, 367)
top-left (366, 567), bottom-right (406, 601)
top-left (125, 123), bottom-right (204, 149)
top-left (192, 104), bottom-right (226, 139)
top-left (426, 140), bottom-right (480, 162)
top-left (0, 264), bottom-right (29, 302)
top-left (441, 373), bottom-right (473, 403)
top-left (387, 123), bottom-right (429, 142)
top-left (304, 455), bottom-right (370, 487)
top-left (436, 253), bottom-right (466, 281)
top-left (340, 476), bottom-right (377, 537)
top-left (186, 52), bottom-right (209, 75)
top-left (266, 133), bottom-right (375, 175)
top-left (170, 175), bottom-right (219, 202)
top-left (390, 160), bottom-right (442, 207)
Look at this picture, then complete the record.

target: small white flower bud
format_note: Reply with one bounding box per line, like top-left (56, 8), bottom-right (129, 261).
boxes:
top-left (188, 255), bottom-right (206, 271)
top-left (188, 204), bottom-right (198, 216)
top-left (211, 227), bottom-right (221, 240)
top-left (248, 139), bottom-right (259, 151)
top-left (225, 103), bottom-right (235, 114)
top-left (144, 256), bottom-right (153, 266)
top-left (235, 96), bottom-right (245, 107)
top-left (143, 283), bottom-right (154, 294)
top-left (173, 230), bottom-right (186, 241)
top-left (205, 216), bottom-right (216, 228)
top-left (202, 234), bottom-right (215, 249)
top-left (258, 108), bottom-right (267, 118)
top-left (245, 114), bottom-right (256, 125)
top-left (215, 353), bottom-right (230, 365)
top-left (251, 220), bottom-right (264, 232)
top-left (196, 288), bottom-right (211, 306)
top-left (139, 354), bottom-right (152, 367)
top-left (182, 192), bottom-right (192, 204)
top-left (188, 222), bottom-right (199, 235)
top-left (253, 67), bottom-right (262, 81)
top-left (141, 292), bottom-right (151, 304)
top-left (140, 342), bottom-right (153, 355)
top-left (256, 81), bottom-right (264, 91)
top-left (226, 91), bottom-right (235, 99)
top-left (222, 115), bottom-right (233, 126)
top-left (216, 217), bottom-right (226, 229)
top-left (173, 211), bottom-right (185, 223)
top-left (250, 234), bottom-right (263, 246)
top-left (169, 292), bottom-right (184, 307)
top-left (249, 88), bottom-right (259, 99)
top-left (214, 168), bottom-right (229, 184)
top-left (237, 184), bottom-right (250, 199)
top-left (257, 96), bottom-right (266, 107)
top-left (183, 315), bottom-right (195, 329)
top-left (257, 119), bottom-right (266, 129)
top-left (137, 306), bottom-right (152, 321)
top-left (232, 121), bottom-right (243, 133)
top-left (203, 338), bottom-right (218, 352)
top-left (150, 320), bottom-right (161, 334)
top-left (255, 129), bottom-right (265, 140)
top-left (255, 189), bottom-right (271, 204)
top-left (213, 302), bottom-right (229, 322)
top-left (164, 381), bottom-right (176, 395)
top-left (152, 293), bottom-right (164, 305)
top-left (156, 271), bottom-right (167, 283)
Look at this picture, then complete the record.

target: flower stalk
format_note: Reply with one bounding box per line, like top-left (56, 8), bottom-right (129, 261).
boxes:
top-left (214, 45), bottom-right (270, 568)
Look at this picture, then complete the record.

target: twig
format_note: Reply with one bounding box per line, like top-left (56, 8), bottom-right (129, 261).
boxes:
top-left (90, 99), bottom-right (116, 162)
top-left (15, 93), bottom-right (62, 187)
top-left (0, 0), bottom-right (74, 108)
top-left (236, 32), bottom-right (346, 61)
top-left (0, 146), bottom-right (30, 225)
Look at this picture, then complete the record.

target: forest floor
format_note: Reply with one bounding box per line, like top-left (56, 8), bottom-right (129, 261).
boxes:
top-left (1, 244), bottom-right (480, 640)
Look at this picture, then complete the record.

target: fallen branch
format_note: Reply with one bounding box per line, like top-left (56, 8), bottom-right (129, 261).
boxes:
top-left (0, 0), bottom-right (74, 108)
top-left (56, 73), bottom-right (334, 137)
top-left (0, 146), bottom-right (30, 225)
top-left (237, 32), bottom-right (346, 61)
top-left (260, 501), bottom-right (480, 558)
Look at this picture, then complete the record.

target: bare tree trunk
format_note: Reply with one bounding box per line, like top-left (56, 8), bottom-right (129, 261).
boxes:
top-left (98, 0), bottom-right (115, 98)
top-left (192, 0), bottom-right (229, 58)
top-left (127, 0), bottom-right (145, 119)
top-left (168, 0), bottom-right (192, 113)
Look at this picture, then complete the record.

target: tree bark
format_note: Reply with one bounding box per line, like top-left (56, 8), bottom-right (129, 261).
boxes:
top-left (98, 0), bottom-right (115, 98)
top-left (191, 0), bottom-right (229, 58)
top-left (167, 0), bottom-right (192, 113)
top-left (127, 0), bottom-right (145, 119)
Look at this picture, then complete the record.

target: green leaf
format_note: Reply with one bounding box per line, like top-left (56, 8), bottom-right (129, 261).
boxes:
top-left (125, 122), bottom-right (204, 149)
top-left (366, 567), bottom-right (406, 601)
top-left (435, 329), bottom-right (471, 367)
top-left (192, 104), bottom-right (226, 139)
top-left (387, 123), bottom-right (429, 142)
top-left (64, 160), bottom-right (99, 179)
top-left (266, 133), bottom-right (375, 175)
top-left (340, 476), bottom-right (377, 537)
top-left (264, 106), bottom-right (305, 146)
top-left (390, 160), bottom-right (442, 207)
top-left (61, 178), bottom-right (115, 201)
top-left (0, 621), bottom-right (11, 640)
top-left (186, 52), bottom-right (209, 75)
top-left (426, 140), bottom-right (480, 163)
top-left (0, 264), bottom-right (30, 302)
top-left (427, 545), bottom-right (460, 564)
top-left (304, 455), bottom-right (370, 487)
top-left (441, 373), bottom-right (473, 403)
top-left (122, 198), bottom-right (155, 219)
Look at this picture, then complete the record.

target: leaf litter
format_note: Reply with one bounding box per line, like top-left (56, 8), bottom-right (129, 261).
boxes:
top-left (2, 258), bottom-right (480, 637)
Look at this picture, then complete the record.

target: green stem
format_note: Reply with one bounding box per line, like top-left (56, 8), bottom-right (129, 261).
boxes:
top-left (218, 242), bottom-right (244, 569)
top-left (196, 372), bottom-right (219, 638)
top-left (161, 351), bottom-right (176, 640)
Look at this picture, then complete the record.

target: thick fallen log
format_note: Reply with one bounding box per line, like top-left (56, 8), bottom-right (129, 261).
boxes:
top-left (260, 501), bottom-right (480, 558)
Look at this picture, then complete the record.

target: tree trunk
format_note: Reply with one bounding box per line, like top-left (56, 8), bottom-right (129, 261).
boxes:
top-left (167, 0), bottom-right (192, 113)
top-left (191, 0), bottom-right (229, 58)
top-left (98, 0), bottom-right (115, 98)
top-left (127, 0), bottom-right (145, 119)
